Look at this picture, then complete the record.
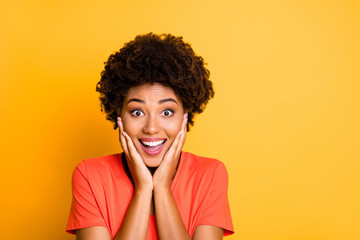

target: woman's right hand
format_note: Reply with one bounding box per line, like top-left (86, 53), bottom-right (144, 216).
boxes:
top-left (117, 117), bottom-right (153, 192)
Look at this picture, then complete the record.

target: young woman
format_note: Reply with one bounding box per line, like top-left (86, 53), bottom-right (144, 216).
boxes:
top-left (66, 33), bottom-right (234, 240)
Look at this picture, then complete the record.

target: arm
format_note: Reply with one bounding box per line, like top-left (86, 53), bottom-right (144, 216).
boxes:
top-left (76, 118), bottom-right (153, 240)
top-left (76, 226), bottom-right (111, 240)
top-left (152, 114), bottom-right (190, 239)
top-left (154, 188), bottom-right (224, 240)
top-left (113, 118), bottom-right (154, 239)
top-left (153, 114), bottom-right (225, 240)
top-left (154, 186), bottom-right (191, 240)
top-left (113, 187), bottom-right (152, 239)
top-left (76, 187), bottom-right (152, 240)
top-left (193, 225), bottom-right (223, 240)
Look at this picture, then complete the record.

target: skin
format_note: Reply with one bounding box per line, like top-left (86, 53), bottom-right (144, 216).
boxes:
top-left (76, 83), bottom-right (223, 240)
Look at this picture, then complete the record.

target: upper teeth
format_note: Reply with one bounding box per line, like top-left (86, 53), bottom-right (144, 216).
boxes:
top-left (142, 140), bottom-right (165, 147)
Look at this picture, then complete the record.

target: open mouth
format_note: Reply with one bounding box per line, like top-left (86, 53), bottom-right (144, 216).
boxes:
top-left (140, 139), bottom-right (166, 147)
top-left (139, 138), bottom-right (167, 156)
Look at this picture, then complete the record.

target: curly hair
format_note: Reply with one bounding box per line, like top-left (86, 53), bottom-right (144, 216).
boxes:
top-left (96, 33), bottom-right (214, 131)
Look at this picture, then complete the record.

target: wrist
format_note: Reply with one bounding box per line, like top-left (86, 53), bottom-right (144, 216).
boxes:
top-left (153, 175), bottom-right (172, 190)
top-left (153, 184), bottom-right (171, 195)
top-left (134, 184), bottom-right (153, 195)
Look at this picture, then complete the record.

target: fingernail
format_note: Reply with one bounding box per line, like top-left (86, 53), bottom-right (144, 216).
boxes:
top-left (185, 113), bottom-right (188, 119)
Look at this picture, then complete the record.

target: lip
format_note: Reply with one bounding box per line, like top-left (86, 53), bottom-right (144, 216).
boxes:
top-left (139, 138), bottom-right (167, 156)
top-left (139, 138), bottom-right (166, 142)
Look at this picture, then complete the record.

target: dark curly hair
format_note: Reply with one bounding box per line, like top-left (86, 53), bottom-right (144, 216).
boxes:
top-left (96, 33), bottom-right (214, 131)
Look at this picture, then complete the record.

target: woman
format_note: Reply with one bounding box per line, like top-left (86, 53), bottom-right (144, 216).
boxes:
top-left (66, 33), bottom-right (234, 239)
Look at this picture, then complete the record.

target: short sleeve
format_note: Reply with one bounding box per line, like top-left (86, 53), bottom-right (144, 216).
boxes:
top-left (197, 162), bottom-right (234, 236)
top-left (66, 162), bottom-right (106, 234)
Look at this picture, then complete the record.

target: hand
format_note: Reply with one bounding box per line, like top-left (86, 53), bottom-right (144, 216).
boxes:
top-left (117, 117), bottom-right (153, 192)
top-left (153, 113), bottom-right (188, 190)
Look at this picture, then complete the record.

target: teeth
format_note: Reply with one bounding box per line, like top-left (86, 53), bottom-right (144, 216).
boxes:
top-left (141, 140), bottom-right (165, 147)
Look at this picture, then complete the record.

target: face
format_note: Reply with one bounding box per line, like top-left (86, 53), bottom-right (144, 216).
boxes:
top-left (119, 83), bottom-right (185, 167)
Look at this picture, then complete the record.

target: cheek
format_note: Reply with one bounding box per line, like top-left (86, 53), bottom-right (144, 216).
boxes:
top-left (164, 118), bottom-right (183, 138)
top-left (121, 116), bottom-right (139, 137)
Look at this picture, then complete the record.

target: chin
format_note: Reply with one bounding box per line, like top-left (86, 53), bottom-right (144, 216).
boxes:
top-left (142, 156), bottom-right (163, 168)
top-left (136, 141), bottom-right (170, 168)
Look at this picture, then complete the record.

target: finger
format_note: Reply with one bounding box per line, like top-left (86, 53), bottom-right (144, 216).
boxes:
top-left (121, 132), bottom-right (130, 157)
top-left (176, 130), bottom-right (186, 156)
top-left (173, 130), bottom-right (183, 151)
top-left (123, 131), bottom-right (143, 164)
top-left (117, 117), bottom-right (129, 156)
top-left (117, 117), bottom-right (127, 148)
top-left (163, 129), bottom-right (183, 164)
top-left (122, 131), bottom-right (138, 168)
top-left (175, 114), bottom-right (188, 154)
top-left (182, 113), bottom-right (188, 135)
top-left (182, 113), bottom-right (188, 131)
top-left (168, 114), bottom-right (187, 156)
top-left (162, 113), bottom-right (188, 163)
top-left (117, 116), bottom-right (125, 133)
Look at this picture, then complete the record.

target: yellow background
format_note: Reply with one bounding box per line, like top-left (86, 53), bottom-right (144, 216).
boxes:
top-left (1, 0), bottom-right (359, 239)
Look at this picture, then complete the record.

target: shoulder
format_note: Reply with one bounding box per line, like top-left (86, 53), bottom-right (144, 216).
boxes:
top-left (74, 153), bottom-right (123, 180)
top-left (180, 152), bottom-right (229, 182)
top-left (182, 151), bottom-right (227, 172)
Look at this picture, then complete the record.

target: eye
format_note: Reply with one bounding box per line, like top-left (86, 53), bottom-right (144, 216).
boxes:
top-left (131, 109), bottom-right (144, 117)
top-left (162, 109), bottom-right (174, 117)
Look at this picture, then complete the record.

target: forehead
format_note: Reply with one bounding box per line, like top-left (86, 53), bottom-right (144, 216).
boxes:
top-left (125, 83), bottom-right (180, 102)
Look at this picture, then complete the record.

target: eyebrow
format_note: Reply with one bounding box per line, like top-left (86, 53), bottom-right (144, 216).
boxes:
top-left (158, 98), bottom-right (178, 105)
top-left (126, 98), bottom-right (145, 105)
top-left (126, 98), bottom-right (178, 105)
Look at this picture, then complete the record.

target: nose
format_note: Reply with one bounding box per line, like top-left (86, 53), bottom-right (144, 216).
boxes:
top-left (142, 115), bottom-right (160, 135)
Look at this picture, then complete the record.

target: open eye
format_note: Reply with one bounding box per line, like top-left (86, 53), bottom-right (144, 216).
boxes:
top-left (162, 109), bottom-right (174, 117)
top-left (131, 109), bottom-right (144, 117)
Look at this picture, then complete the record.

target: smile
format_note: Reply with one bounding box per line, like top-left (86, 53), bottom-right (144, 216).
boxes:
top-left (140, 139), bottom-right (166, 147)
top-left (139, 138), bottom-right (167, 156)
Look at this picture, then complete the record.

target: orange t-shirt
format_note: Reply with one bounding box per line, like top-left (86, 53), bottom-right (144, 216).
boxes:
top-left (66, 151), bottom-right (234, 239)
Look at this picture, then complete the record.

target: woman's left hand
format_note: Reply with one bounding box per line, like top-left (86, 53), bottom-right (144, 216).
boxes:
top-left (153, 113), bottom-right (188, 190)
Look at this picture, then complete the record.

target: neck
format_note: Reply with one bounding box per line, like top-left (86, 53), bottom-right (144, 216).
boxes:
top-left (147, 167), bottom-right (157, 175)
